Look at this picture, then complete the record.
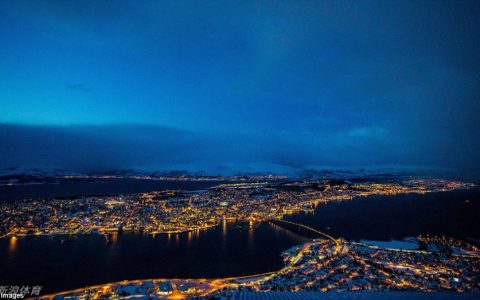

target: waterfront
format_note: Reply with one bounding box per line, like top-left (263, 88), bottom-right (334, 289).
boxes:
top-left (0, 222), bottom-right (309, 294)
top-left (285, 188), bottom-right (480, 241)
top-left (1, 187), bottom-right (479, 295)
top-left (0, 178), bottom-right (228, 203)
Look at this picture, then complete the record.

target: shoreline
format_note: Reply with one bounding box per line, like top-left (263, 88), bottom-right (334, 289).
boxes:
top-left (34, 234), bottom-right (480, 299)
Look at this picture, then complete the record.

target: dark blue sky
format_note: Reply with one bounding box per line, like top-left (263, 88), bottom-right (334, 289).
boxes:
top-left (1, 0), bottom-right (480, 175)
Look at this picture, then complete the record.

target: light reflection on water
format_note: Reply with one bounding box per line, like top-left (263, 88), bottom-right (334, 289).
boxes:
top-left (8, 236), bottom-right (17, 255)
top-left (2, 189), bottom-right (479, 295)
top-left (1, 220), bottom-right (310, 295)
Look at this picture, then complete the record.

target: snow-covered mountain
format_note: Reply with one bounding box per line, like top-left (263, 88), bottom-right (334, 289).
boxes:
top-left (0, 164), bottom-right (456, 179)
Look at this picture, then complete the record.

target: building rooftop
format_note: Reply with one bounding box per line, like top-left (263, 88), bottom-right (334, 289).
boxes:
top-left (232, 291), bottom-right (480, 300)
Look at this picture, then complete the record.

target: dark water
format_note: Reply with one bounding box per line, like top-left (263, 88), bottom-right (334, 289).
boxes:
top-left (0, 179), bottom-right (227, 202)
top-left (286, 189), bottom-right (480, 241)
top-left (0, 222), bottom-right (309, 294)
top-left (1, 187), bottom-right (479, 295)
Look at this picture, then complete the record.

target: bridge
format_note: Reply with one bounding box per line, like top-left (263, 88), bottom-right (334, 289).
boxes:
top-left (269, 218), bottom-right (341, 252)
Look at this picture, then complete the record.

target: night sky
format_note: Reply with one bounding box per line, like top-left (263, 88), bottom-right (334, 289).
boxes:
top-left (1, 1), bottom-right (480, 175)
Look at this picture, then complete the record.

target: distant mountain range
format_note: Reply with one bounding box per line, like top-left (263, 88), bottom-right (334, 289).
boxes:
top-left (0, 164), bottom-right (455, 180)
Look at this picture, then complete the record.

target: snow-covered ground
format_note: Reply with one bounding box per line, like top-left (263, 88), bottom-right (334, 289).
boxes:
top-left (233, 291), bottom-right (480, 300)
top-left (359, 238), bottom-right (419, 250)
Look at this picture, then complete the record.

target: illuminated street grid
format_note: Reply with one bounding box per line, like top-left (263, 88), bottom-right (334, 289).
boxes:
top-left (0, 179), bottom-right (473, 238)
top-left (1, 178), bottom-right (474, 299)
top-left (38, 236), bottom-right (480, 299)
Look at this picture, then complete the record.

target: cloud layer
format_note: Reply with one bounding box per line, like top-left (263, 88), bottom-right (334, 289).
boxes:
top-left (0, 1), bottom-right (479, 177)
top-left (1, 123), bottom-right (479, 176)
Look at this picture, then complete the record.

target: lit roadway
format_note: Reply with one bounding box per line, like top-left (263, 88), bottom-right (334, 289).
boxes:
top-left (37, 220), bottom-right (341, 300)
top-left (271, 218), bottom-right (342, 254)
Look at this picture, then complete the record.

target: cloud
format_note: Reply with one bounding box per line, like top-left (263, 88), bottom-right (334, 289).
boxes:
top-left (0, 1), bottom-right (479, 179)
top-left (0, 123), bottom-right (199, 172)
top-left (1, 123), bottom-right (478, 176)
